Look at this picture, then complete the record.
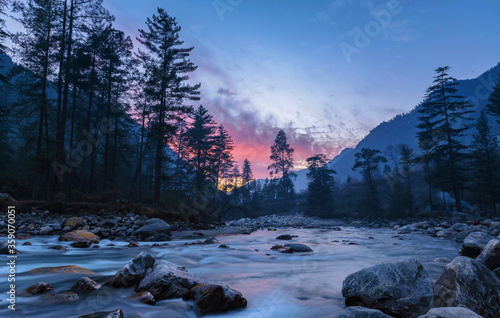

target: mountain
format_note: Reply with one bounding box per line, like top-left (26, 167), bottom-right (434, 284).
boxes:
top-left (291, 63), bottom-right (500, 192)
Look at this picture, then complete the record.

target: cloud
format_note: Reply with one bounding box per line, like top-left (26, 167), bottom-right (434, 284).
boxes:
top-left (217, 88), bottom-right (237, 96)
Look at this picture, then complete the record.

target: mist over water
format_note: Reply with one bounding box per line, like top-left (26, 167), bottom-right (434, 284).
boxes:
top-left (0, 228), bottom-right (460, 318)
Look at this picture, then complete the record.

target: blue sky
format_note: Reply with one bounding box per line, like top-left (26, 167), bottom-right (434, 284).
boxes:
top-left (8, 0), bottom-right (500, 177)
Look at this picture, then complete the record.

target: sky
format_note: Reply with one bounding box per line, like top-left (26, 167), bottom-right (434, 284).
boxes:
top-left (8, 0), bottom-right (500, 178)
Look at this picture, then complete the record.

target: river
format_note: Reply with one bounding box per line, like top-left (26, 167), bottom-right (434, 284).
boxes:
top-left (0, 227), bottom-right (461, 318)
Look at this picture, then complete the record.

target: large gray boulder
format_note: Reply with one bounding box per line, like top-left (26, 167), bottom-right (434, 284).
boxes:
top-left (418, 307), bottom-right (484, 318)
top-left (133, 219), bottom-right (171, 240)
top-left (336, 306), bottom-right (393, 318)
top-left (283, 243), bottom-right (313, 252)
top-left (106, 252), bottom-right (155, 288)
top-left (342, 258), bottom-right (433, 317)
top-left (459, 232), bottom-right (494, 258)
top-left (432, 256), bottom-right (500, 318)
top-left (475, 239), bottom-right (500, 270)
top-left (136, 260), bottom-right (201, 300)
top-left (183, 283), bottom-right (247, 314)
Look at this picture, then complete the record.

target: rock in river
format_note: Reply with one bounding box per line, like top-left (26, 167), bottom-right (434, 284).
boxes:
top-left (342, 258), bottom-right (433, 317)
top-left (418, 307), bottom-right (484, 318)
top-left (72, 277), bottom-right (101, 291)
top-left (475, 239), bottom-right (500, 270)
top-left (183, 283), bottom-right (247, 314)
top-left (59, 230), bottom-right (100, 244)
top-left (78, 309), bottom-right (124, 318)
top-left (27, 265), bottom-right (97, 275)
top-left (106, 251), bottom-right (155, 288)
top-left (27, 282), bottom-right (53, 295)
top-left (459, 232), bottom-right (494, 258)
top-left (432, 256), bottom-right (500, 318)
top-left (283, 243), bottom-right (313, 252)
top-left (336, 306), bottom-right (393, 318)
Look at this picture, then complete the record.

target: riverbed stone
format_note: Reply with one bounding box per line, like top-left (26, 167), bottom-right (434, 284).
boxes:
top-left (78, 309), bottom-right (124, 318)
top-left (183, 283), bottom-right (247, 314)
top-left (432, 256), bottom-right (500, 318)
top-left (276, 234), bottom-right (293, 240)
top-left (27, 265), bottom-right (97, 275)
top-left (283, 243), bottom-right (313, 252)
top-left (475, 239), bottom-right (500, 270)
top-left (72, 277), bottom-right (101, 291)
top-left (27, 282), bottom-right (53, 295)
top-left (336, 306), bottom-right (393, 318)
top-left (43, 292), bottom-right (79, 304)
top-left (126, 291), bottom-right (156, 305)
top-left (59, 230), bottom-right (100, 244)
top-left (459, 232), bottom-right (494, 258)
top-left (71, 240), bottom-right (92, 248)
top-left (136, 260), bottom-right (201, 300)
top-left (106, 251), bottom-right (155, 288)
top-left (342, 258), bottom-right (433, 317)
top-left (64, 217), bottom-right (84, 231)
top-left (418, 307), bottom-right (484, 318)
top-left (133, 219), bottom-right (171, 240)
top-left (39, 226), bottom-right (53, 235)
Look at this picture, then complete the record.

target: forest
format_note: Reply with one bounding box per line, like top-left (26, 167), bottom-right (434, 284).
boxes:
top-left (1, 0), bottom-right (500, 222)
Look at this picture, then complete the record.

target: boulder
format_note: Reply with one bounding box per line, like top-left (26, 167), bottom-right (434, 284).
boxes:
top-left (43, 292), bottom-right (79, 304)
top-left (276, 234), bottom-right (293, 240)
top-left (342, 258), bottom-right (433, 317)
top-left (126, 291), bottom-right (156, 305)
top-left (71, 241), bottom-right (92, 248)
top-left (59, 230), bottom-right (100, 244)
top-left (106, 252), bottom-right (155, 288)
top-left (16, 233), bottom-right (32, 240)
top-left (39, 226), bottom-right (53, 235)
top-left (432, 256), bottom-right (500, 318)
top-left (71, 277), bottom-right (101, 291)
top-left (475, 239), bottom-right (500, 270)
top-left (183, 283), bottom-right (247, 314)
top-left (452, 223), bottom-right (469, 232)
top-left (204, 237), bottom-right (219, 244)
top-left (136, 260), bottom-right (201, 300)
top-left (133, 220), bottom-right (171, 240)
top-left (27, 282), bottom-right (53, 295)
top-left (459, 232), bottom-right (494, 258)
top-left (128, 240), bottom-right (141, 248)
top-left (27, 265), bottom-right (97, 275)
top-left (336, 306), bottom-right (393, 318)
top-left (418, 307), bottom-right (484, 318)
top-left (398, 225), bottom-right (418, 234)
top-left (78, 309), bottom-right (124, 318)
top-left (64, 217), bottom-right (84, 230)
top-left (283, 243), bottom-right (313, 252)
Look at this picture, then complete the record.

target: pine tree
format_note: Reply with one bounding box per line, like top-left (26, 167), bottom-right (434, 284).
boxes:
top-left (137, 8), bottom-right (200, 206)
top-left (417, 66), bottom-right (474, 212)
top-left (306, 154), bottom-right (336, 217)
top-left (212, 124), bottom-right (234, 191)
top-left (399, 144), bottom-right (416, 213)
top-left (352, 148), bottom-right (387, 215)
top-left (486, 74), bottom-right (500, 125)
top-left (241, 158), bottom-right (253, 201)
top-left (471, 110), bottom-right (499, 214)
top-left (268, 130), bottom-right (295, 205)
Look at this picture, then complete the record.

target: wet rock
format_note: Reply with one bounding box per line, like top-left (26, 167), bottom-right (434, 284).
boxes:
top-left (432, 256), bottom-right (500, 318)
top-left (433, 257), bottom-right (451, 263)
top-left (126, 291), bottom-right (156, 305)
top-left (193, 232), bottom-right (204, 236)
top-left (27, 282), bottom-right (53, 295)
top-left (137, 260), bottom-right (201, 300)
top-left (342, 258), bottom-right (433, 317)
top-left (276, 234), bottom-right (293, 240)
top-left (336, 306), bottom-right (393, 318)
top-left (59, 230), bottom-right (100, 244)
top-left (204, 237), bottom-right (219, 244)
top-left (455, 230), bottom-right (471, 243)
top-left (271, 244), bottom-right (283, 250)
top-left (43, 292), bottom-right (79, 304)
top-left (398, 225), bottom-right (418, 234)
top-left (48, 245), bottom-right (68, 252)
top-left (16, 233), bottom-right (32, 240)
top-left (27, 265), bottom-right (97, 275)
top-left (452, 223), bottom-right (469, 232)
top-left (283, 243), bottom-right (313, 252)
top-left (128, 240), bottom-right (141, 248)
top-left (23, 241), bottom-right (32, 246)
top-left (418, 307), bottom-right (484, 318)
top-left (459, 232), bottom-right (494, 258)
top-left (106, 251), bottom-right (155, 288)
top-left (183, 283), bottom-right (247, 314)
top-left (279, 246), bottom-right (293, 253)
top-left (78, 309), bottom-right (124, 318)
top-left (475, 239), bottom-right (500, 270)
top-left (71, 240), bottom-right (92, 248)
top-left (39, 226), bottom-right (53, 235)
top-left (72, 277), bottom-right (101, 291)
top-left (64, 217), bottom-right (84, 231)
top-left (219, 244), bottom-right (230, 249)
top-left (134, 219), bottom-right (171, 240)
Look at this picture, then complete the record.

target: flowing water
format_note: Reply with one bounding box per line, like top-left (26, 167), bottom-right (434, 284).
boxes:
top-left (0, 227), bottom-right (461, 318)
